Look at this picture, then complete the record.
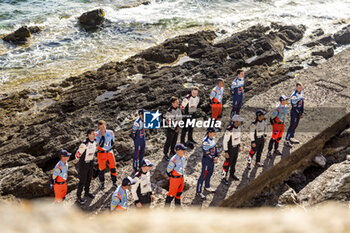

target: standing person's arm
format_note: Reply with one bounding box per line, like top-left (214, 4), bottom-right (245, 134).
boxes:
top-left (111, 131), bottom-right (115, 148)
top-left (209, 88), bottom-right (216, 104)
top-left (223, 132), bottom-right (231, 158)
top-left (263, 120), bottom-right (267, 141)
top-left (166, 160), bottom-right (175, 177)
top-left (51, 165), bottom-right (60, 189)
top-left (166, 110), bottom-right (176, 130)
top-left (230, 79), bottom-right (238, 95)
top-left (176, 109), bottom-right (182, 132)
top-left (270, 108), bottom-right (278, 124)
top-left (75, 143), bottom-right (86, 160)
top-left (131, 120), bottom-right (139, 140)
top-left (300, 98), bottom-right (304, 116)
top-left (180, 97), bottom-right (189, 112)
top-left (249, 123), bottom-right (256, 144)
top-left (196, 96), bottom-right (200, 109)
top-left (131, 177), bottom-right (141, 207)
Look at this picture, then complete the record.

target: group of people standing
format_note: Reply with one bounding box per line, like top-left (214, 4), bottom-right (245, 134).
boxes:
top-left (51, 68), bottom-right (305, 208)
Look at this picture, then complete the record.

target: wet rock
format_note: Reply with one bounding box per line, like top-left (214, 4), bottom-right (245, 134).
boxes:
top-left (307, 56), bottom-right (326, 66)
top-left (310, 28), bottom-right (324, 38)
top-left (334, 25), bottom-right (350, 45)
top-left (2, 26), bottom-right (31, 45)
top-left (311, 46), bottom-right (334, 59)
top-left (78, 9), bottom-right (105, 31)
top-left (28, 26), bottom-right (42, 34)
top-left (305, 34), bottom-right (335, 48)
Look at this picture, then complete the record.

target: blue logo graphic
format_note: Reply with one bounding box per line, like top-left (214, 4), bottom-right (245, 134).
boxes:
top-left (144, 110), bottom-right (161, 129)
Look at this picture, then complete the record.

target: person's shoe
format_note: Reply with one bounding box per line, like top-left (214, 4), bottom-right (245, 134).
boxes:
top-left (230, 175), bottom-right (239, 181)
top-left (99, 183), bottom-right (105, 190)
top-left (113, 182), bottom-right (118, 188)
top-left (290, 138), bottom-right (300, 144)
top-left (221, 171), bottom-right (227, 179)
top-left (274, 150), bottom-right (282, 156)
top-left (205, 187), bottom-right (216, 193)
top-left (164, 154), bottom-right (170, 161)
top-left (255, 162), bottom-right (264, 167)
top-left (267, 151), bottom-right (273, 158)
top-left (77, 197), bottom-right (86, 205)
top-left (85, 193), bottom-right (95, 198)
top-left (222, 178), bottom-right (229, 185)
top-left (197, 193), bottom-right (206, 200)
top-left (285, 140), bottom-right (293, 148)
top-left (247, 163), bottom-right (251, 170)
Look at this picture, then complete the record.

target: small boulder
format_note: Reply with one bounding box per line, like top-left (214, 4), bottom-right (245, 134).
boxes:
top-left (309, 28), bottom-right (324, 38)
top-left (334, 27), bottom-right (350, 45)
top-left (311, 46), bottom-right (334, 59)
top-left (313, 154), bottom-right (327, 168)
top-left (346, 155), bottom-right (350, 161)
top-left (78, 9), bottom-right (105, 31)
top-left (2, 26), bottom-right (31, 45)
top-left (28, 26), bottom-right (42, 34)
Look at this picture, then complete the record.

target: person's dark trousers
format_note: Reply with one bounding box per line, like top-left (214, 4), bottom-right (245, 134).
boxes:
top-left (138, 193), bottom-right (152, 207)
top-left (163, 128), bottom-right (178, 156)
top-left (231, 94), bottom-right (243, 117)
top-left (223, 146), bottom-right (239, 177)
top-left (133, 136), bottom-right (145, 171)
top-left (196, 157), bottom-right (214, 193)
top-left (77, 161), bottom-right (93, 198)
top-left (180, 116), bottom-right (194, 143)
top-left (249, 137), bottom-right (265, 163)
top-left (286, 110), bottom-right (300, 141)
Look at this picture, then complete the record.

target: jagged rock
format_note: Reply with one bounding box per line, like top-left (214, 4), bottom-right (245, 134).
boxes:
top-left (78, 9), bottom-right (105, 30)
top-left (305, 34), bottom-right (335, 48)
top-left (310, 28), bottom-right (324, 38)
top-left (307, 56), bottom-right (326, 66)
top-left (215, 24), bottom-right (304, 66)
top-left (311, 46), bottom-right (334, 59)
top-left (297, 160), bottom-right (350, 205)
top-left (335, 25), bottom-right (350, 45)
top-left (313, 155), bottom-right (327, 168)
top-left (2, 26), bottom-right (31, 45)
top-left (0, 163), bottom-right (50, 198)
top-left (0, 153), bottom-right (36, 169)
top-left (278, 186), bottom-right (299, 205)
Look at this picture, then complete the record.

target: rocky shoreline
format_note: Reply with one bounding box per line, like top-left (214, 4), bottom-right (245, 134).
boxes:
top-left (0, 22), bottom-right (350, 210)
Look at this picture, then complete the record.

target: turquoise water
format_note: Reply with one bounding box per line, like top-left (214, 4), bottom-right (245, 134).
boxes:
top-left (0, 0), bottom-right (350, 86)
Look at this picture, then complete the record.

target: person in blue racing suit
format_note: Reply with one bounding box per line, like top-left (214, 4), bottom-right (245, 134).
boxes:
top-left (285, 82), bottom-right (304, 147)
top-left (131, 109), bottom-right (146, 172)
top-left (196, 128), bottom-right (219, 200)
